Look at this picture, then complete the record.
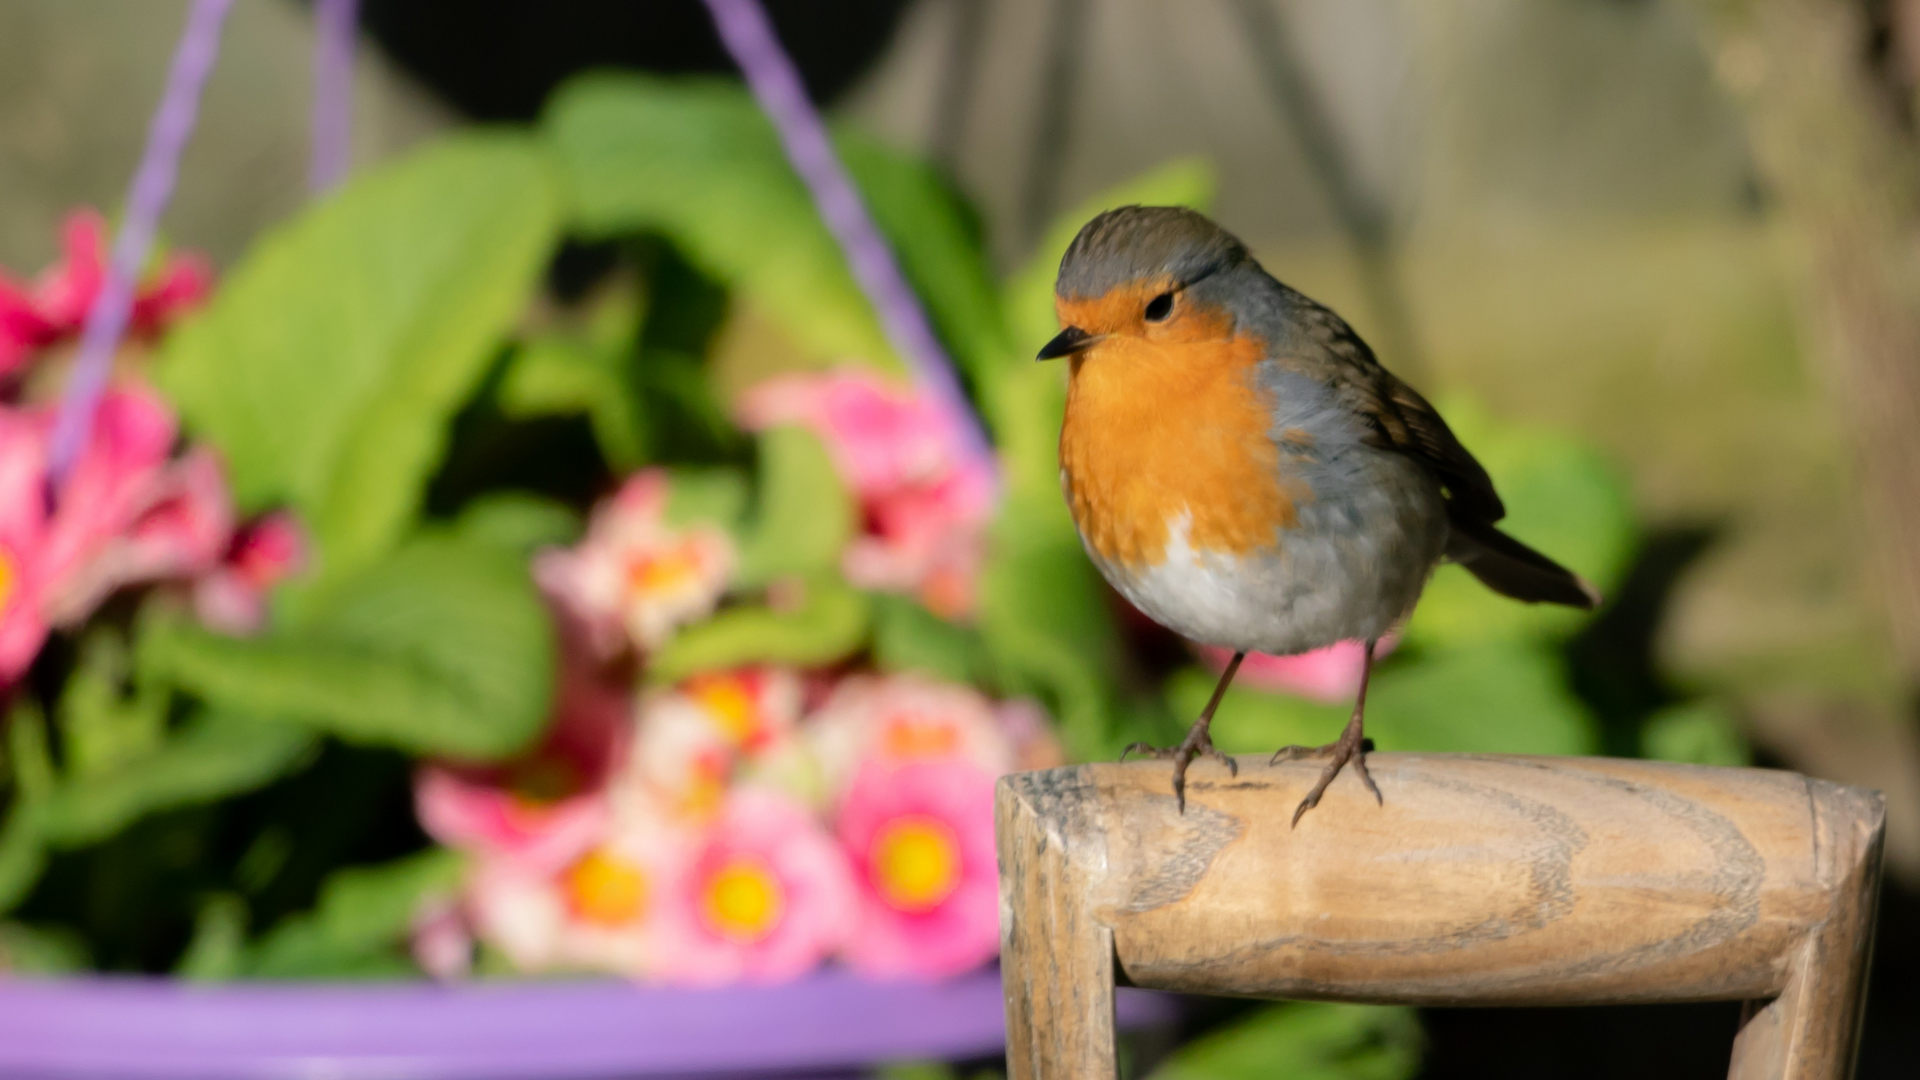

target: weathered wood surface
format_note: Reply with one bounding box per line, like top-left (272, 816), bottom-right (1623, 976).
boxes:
top-left (997, 753), bottom-right (1884, 1080)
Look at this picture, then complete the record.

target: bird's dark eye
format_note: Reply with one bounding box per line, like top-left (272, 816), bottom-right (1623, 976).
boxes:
top-left (1144, 291), bottom-right (1174, 322)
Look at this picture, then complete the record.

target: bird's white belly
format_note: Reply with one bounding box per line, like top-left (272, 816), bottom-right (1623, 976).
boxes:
top-left (1090, 454), bottom-right (1447, 655)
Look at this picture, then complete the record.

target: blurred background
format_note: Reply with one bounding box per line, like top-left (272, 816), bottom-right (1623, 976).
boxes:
top-left (3, 1), bottom-right (1918, 1077)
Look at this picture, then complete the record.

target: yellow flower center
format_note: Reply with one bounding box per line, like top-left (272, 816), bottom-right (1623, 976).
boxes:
top-left (626, 543), bottom-right (701, 596)
top-left (872, 815), bottom-right (961, 913)
top-left (564, 848), bottom-right (650, 928)
top-left (702, 858), bottom-right (785, 942)
top-left (0, 549), bottom-right (14, 611)
top-left (691, 676), bottom-right (759, 747)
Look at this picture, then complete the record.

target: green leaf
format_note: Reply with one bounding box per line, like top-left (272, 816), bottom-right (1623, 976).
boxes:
top-left (142, 534), bottom-right (556, 760)
top-left (875, 1064), bottom-right (958, 1080)
top-left (5, 697), bottom-right (54, 803)
top-left (546, 74), bottom-right (1010, 381)
top-left (1150, 1003), bottom-right (1422, 1080)
top-left (994, 160), bottom-right (1215, 500)
top-left (0, 799), bottom-right (45, 916)
top-left (56, 627), bottom-right (166, 777)
top-left (662, 467), bottom-right (751, 532)
top-left (978, 491), bottom-right (1123, 761)
top-left (1171, 640), bottom-right (1599, 758)
top-left (1641, 700), bottom-right (1748, 766)
top-left (647, 576), bottom-right (870, 684)
top-left (177, 893), bottom-right (248, 980)
top-left (1404, 396), bottom-right (1634, 649)
top-left (499, 284), bottom-right (651, 467)
top-left (0, 922), bottom-right (91, 974)
top-left (36, 713), bottom-right (317, 848)
top-left (839, 135), bottom-right (1012, 384)
top-left (871, 594), bottom-right (990, 685)
top-left (0, 701), bottom-right (50, 914)
top-left (732, 426), bottom-right (854, 588)
top-left (454, 493), bottom-right (581, 555)
top-left (246, 849), bottom-right (465, 979)
top-left (156, 134), bottom-right (563, 603)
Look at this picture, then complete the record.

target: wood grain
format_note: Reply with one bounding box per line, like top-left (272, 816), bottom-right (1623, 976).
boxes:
top-left (996, 753), bottom-right (1885, 1079)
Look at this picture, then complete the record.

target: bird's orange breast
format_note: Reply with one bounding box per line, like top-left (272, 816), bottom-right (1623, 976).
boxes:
top-left (1059, 329), bottom-right (1305, 570)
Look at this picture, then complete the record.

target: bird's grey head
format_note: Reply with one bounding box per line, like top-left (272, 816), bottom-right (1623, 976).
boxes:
top-left (1053, 205), bottom-right (1251, 302)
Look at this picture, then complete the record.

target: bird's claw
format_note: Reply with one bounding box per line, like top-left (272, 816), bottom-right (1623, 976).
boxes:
top-left (1275, 731), bottom-right (1379, 827)
top-left (1121, 731), bottom-right (1237, 813)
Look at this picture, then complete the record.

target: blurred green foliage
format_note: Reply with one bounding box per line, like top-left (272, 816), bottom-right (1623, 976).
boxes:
top-left (1150, 1003), bottom-right (1423, 1080)
top-left (155, 135), bottom-right (563, 609)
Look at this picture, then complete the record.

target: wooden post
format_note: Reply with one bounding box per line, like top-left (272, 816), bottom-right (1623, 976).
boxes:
top-left (996, 753), bottom-right (1885, 1079)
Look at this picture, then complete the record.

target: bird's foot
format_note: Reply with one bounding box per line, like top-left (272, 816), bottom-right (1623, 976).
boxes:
top-left (1121, 726), bottom-right (1238, 813)
top-left (1270, 728), bottom-right (1380, 827)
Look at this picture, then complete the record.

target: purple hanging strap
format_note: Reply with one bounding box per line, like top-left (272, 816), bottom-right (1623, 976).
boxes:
top-left (309, 0), bottom-right (361, 193)
top-left (699, 0), bottom-right (997, 474)
top-left (45, 0), bottom-right (234, 496)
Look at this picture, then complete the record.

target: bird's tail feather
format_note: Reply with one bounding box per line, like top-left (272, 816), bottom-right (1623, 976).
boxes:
top-left (1446, 517), bottom-right (1600, 610)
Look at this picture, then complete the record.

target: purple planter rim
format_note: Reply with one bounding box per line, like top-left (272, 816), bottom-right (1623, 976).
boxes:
top-left (0, 969), bottom-right (1175, 1079)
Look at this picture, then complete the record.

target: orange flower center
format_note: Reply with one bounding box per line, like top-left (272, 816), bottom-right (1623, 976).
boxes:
top-left (674, 751), bottom-right (730, 822)
top-left (872, 815), bottom-right (961, 913)
top-left (626, 544), bottom-right (702, 596)
top-left (564, 848), bottom-right (650, 928)
top-left (0, 549), bottom-right (14, 612)
top-left (701, 858), bottom-right (785, 942)
top-left (919, 565), bottom-right (971, 620)
top-left (880, 713), bottom-right (960, 759)
top-left (691, 676), bottom-right (760, 747)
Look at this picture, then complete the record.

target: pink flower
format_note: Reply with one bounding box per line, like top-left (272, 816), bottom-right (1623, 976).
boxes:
top-left (410, 896), bottom-right (474, 981)
top-left (416, 629), bottom-right (631, 873)
top-left (1198, 637), bottom-right (1399, 704)
top-left (534, 470), bottom-right (733, 656)
top-left (650, 788), bottom-right (853, 985)
top-left (192, 512), bottom-right (307, 635)
top-left (806, 674), bottom-right (1015, 797)
top-left (835, 758), bottom-right (1000, 979)
top-left (0, 386), bottom-right (236, 685)
top-left (996, 696), bottom-right (1068, 773)
top-left (467, 805), bottom-right (690, 978)
top-left (738, 368), bottom-right (993, 618)
top-left (626, 667), bottom-right (805, 822)
top-left (0, 210), bottom-right (211, 378)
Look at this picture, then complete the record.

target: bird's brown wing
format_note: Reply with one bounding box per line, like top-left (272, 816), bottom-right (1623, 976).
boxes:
top-left (1292, 299), bottom-right (1506, 523)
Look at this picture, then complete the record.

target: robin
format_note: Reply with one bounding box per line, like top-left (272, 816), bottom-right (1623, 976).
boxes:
top-left (1039, 205), bottom-right (1599, 822)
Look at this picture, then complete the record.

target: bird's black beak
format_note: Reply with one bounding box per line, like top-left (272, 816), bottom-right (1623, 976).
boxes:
top-left (1036, 325), bottom-right (1100, 361)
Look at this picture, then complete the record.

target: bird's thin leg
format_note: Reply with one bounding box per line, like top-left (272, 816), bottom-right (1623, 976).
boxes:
top-left (1269, 639), bottom-right (1383, 826)
top-left (1122, 650), bottom-right (1244, 812)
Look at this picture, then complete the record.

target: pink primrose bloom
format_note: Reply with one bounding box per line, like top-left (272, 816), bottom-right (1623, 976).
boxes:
top-left (191, 512), bottom-right (308, 635)
top-left (1197, 635), bottom-right (1399, 704)
top-left (834, 757), bottom-right (1000, 979)
top-left (649, 787), bottom-right (854, 985)
top-left (806, 673), bottom-right (1015, 798)
top-left (737, 368), bottom-right (993, 618)
top-left (0, 386), bottom-right (236, 685)
top-left (626, 667), bottom-right (805, 823)
top-left (0, 210), bottom-right (210, 379)
top-left (416, 636), bottom-right (631, 873)
top-left (466, 803), bottom-right (691, 978)
top-left (534, 470), bottom-right (733, 656)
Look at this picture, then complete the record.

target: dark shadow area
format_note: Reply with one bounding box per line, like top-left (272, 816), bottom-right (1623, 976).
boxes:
top-left (1418, 1001), bottom-right (1741, 1080)
top-left (1565, 522), bottom-right (1721, 756)
top-left (343, 0), bottom-right (913, 120)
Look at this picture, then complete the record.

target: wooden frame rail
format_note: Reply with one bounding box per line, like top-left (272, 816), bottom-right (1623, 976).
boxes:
top-left (997, 754), bottom-right (1884, 1079)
